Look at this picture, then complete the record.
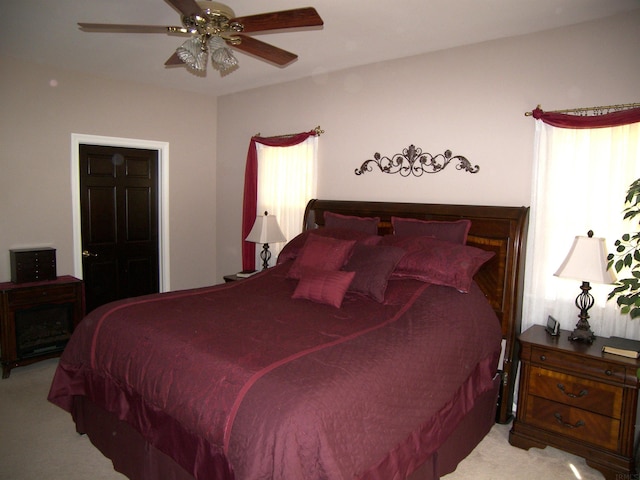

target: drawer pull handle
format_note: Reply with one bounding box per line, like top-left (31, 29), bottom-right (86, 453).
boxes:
top-left (540, 355), bottom-right (546, 361)
top-left (557, 383), bottom-right (588, 398)
top-left (554, 413), bottom-right (585, 429)
top-left (605, 369), bottom-right (613, 376)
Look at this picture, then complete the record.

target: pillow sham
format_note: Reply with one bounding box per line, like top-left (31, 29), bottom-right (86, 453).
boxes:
top-left (391, 216), bottom-right (471, 244)
top-left (292, 269), bottom-right (356, 308)
top-left (342, 244), bottom-right (406, 302)
top-left (278, 228), bottom-right (379, 265)
top-left (384, 235), bottom-right (494, 292)
top-left (324, 211), bottom-right (380, 235)
top-left (287, 234), bottom-right (356, 279)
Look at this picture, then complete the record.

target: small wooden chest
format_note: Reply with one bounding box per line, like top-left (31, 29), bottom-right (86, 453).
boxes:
top-left (10, 248), bottom-right (57, 283)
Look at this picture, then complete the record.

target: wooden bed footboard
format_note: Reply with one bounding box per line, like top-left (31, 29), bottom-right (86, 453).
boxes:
top-left (303, 199), bottom-right (529, 424)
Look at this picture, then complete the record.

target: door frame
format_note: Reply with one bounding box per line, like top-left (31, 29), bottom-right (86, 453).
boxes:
top-left (71, 133), bottom-right (171, 292)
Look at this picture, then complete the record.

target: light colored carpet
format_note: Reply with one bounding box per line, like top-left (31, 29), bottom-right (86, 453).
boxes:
top-left (0, 358), bottom-right (605, 480)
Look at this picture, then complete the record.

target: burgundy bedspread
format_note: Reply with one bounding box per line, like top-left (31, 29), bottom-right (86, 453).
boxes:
top-left (48, 262), bottom-right (502, 480)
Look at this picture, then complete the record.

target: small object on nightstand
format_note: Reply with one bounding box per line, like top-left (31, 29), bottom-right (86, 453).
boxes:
top-left (602, 336), bottom-right (640, 359)
top-left (236, 270), bottom-right (257, 278)
top-left (223, 271), bottom-right (257, 283)
top-left (545, 315), bottom-right (560, 336)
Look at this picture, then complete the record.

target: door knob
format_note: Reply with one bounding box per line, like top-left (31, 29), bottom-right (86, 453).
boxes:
top-left (82, 250), bottom-right (98, 258)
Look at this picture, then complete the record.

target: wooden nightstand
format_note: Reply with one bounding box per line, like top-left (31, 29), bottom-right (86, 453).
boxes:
top-left (509, 324), bottom-right (640, 479)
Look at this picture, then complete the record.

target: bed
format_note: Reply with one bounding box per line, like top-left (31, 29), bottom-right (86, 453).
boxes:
top-left (48, 199), bottom-right (529, 480)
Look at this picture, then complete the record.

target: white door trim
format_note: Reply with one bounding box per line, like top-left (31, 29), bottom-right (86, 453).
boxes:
top-left (70, 133), bottom-right (171, 292)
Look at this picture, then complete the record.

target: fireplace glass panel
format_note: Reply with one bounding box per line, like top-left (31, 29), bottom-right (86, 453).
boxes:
top-left (15, 303), bottom-right (74, 358)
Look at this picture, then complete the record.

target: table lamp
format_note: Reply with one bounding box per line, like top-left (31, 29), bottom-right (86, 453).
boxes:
top-left (554, 230), bottom-right (616, 342)
top-left (245, 211), bottom-right (286, 270)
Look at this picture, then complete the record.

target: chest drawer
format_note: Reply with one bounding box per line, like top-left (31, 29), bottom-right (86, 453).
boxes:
top-left (529, 366), bottom-right (623, 418)
top-left (525, 394), bottom-right (620, 451)
top-left (530, 345), bottom-right (628, 384)
top-left (7, 284), bottom-right (78, 306)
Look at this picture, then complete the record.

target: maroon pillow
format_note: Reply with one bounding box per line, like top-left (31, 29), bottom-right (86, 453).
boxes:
top-left (391, 217), bottom-right (471, 244)
top-left (278, 228), bottom-right (379, 265)
top-left (385, 236), bottom-right (494, 292)
top-left (342, 244), bottom-right (406, 302)
top-left (292, 269), bottom-right (356, 308)
top-left (324, 212), bottom-right (380, 235)
top-left (287, 234), bottom-right (356, 280)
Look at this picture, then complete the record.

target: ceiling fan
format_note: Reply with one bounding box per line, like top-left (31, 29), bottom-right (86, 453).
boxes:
top-left (78, 0), bottom-right (323, 75)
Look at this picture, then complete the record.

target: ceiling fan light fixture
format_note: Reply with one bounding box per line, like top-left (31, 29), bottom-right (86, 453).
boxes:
top-left (209, 36), bottom-right (238, 73)
top-left (176, 37), bottom-right (207, 72)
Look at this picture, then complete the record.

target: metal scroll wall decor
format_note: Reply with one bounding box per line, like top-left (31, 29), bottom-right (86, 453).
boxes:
top-left (354, 144), bottom-right (479, 177)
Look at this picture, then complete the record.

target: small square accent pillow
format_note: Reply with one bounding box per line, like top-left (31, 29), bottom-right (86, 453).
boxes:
top-left (292, 269), bottom-right (356, 308)
top-left (386, 236), bottom-right (494, 292)
top-left (391, 216), bottom-right (471, 244)
top-left (324, 211), bottom-right (380, 235)
top-left (342, 244), bottom-right (406, 302)
top-left (287, 234), bottom-right (356, 279)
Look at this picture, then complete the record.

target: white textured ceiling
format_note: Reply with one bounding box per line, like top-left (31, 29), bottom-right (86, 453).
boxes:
top-left (1, 0), bottom-right (638, 97)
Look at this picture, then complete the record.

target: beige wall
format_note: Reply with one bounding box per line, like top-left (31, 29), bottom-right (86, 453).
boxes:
top-left (0, 58), bottom-right (218, 288)
top-left (215, 11), bottom-right (640, 279)
top-left (1, 11), bottom-right (639, 290)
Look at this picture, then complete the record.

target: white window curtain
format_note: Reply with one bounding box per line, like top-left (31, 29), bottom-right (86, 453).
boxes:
top-left (255, 136), bottom-right (318, 264)
top-left (523, 120), bottom-right (640, 340)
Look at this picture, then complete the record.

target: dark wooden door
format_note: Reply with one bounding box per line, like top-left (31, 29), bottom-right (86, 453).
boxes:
top-left (79, 144), bottom-right (159, 313)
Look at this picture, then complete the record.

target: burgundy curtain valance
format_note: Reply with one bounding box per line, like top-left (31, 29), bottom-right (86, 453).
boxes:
top-left (530, 105), bottom-right (640, 129)
top-left (241, 130), bottom-right (319, 271)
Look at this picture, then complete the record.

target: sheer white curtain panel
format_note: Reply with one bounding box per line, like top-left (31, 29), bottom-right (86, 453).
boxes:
top-left (523, 120), bottom-right (640, 339)
top-left (255, 136), bottom-right (318, 264)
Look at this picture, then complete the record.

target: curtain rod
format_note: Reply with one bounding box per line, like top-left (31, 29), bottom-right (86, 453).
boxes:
top-left (524, 102), bottom-right (640, 117)
top-left (254, 125), bottom-right (324, 138)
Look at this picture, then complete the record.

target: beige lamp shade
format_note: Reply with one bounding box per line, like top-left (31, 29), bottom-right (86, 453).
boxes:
top-left (554, 232), bottom-right (616, 285)
top-left (245, 212), bottom-right (286, 245)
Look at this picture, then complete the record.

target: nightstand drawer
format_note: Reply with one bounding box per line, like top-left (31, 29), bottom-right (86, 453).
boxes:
top-left (529, 366), bottom-right (623, 418)
top-left (530, 345), bottom-right (628, 384)
top-left (525, 395), bottom-right (620, 451)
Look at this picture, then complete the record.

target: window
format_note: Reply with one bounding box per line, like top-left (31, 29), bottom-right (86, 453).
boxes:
top-left (242, 130), bottom-right (319, 271)
top-left (524, 109), bottom-right (640, 339)
top-left (255, 136), bottom-right (318, 263)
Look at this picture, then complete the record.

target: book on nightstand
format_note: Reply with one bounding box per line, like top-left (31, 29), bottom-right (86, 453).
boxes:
top-left (602, 336), bottom-right (640, 359)
top-left (236, 270), bottom-right (258, 278)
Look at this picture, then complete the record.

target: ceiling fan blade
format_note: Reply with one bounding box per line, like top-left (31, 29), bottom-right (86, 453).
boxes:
top-left (78, 23), bottom-right (187, 34)
top-left (231, 7), bottom-right (323, 33)
top-left (165, 0), bottom-right (203, 18)
top-left (230, 35), bottom-right (297, 66)
top-left (165, 51), bottom-right (185, 66)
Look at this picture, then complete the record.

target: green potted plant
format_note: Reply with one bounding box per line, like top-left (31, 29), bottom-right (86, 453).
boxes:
top-left (607, 178), bottom-right (640, 318)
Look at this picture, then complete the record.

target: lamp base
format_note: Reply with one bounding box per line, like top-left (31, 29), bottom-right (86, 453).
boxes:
top-left (568, 326), bottom-right (595, 343)
top-left (568, 281), bottom-right (595, 343)
top-left (259, 243), bottom-right (272, 270)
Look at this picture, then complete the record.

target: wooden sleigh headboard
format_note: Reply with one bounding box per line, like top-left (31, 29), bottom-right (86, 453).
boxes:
top-left (303, 199), bottom-right (529, 424)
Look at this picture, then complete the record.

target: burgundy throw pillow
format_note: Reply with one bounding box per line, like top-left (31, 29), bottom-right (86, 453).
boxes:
top-left (386, 236), bottom-right (494, 292)
top-left (278, 228), bottom-right (379, 265)
top-left (324, 212), bottom-right (380, 235)
top-left (342, 244), bottom-right (406, 302)
top-left (287, 234), bottom-right (356, 279)
top-left (292, 269), bottom-right (356, 308)
top-left (391, 216), bottom-right (471, 244)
